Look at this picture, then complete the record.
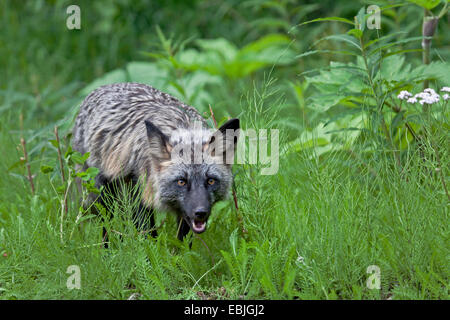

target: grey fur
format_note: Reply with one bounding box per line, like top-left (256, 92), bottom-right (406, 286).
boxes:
top-left (72, 82), bottom-right (239, 239)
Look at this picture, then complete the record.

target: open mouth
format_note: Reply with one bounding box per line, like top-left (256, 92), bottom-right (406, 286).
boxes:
top-left (191, 219), bottom-right (207, 233)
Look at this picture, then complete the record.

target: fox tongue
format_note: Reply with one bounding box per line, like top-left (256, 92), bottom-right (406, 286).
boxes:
top-left (192, 220), bottom-right (206, 233)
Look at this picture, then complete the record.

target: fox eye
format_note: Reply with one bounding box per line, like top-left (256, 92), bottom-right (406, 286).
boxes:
top-left (207, 178), bottom-right (216, 186)
top-left (177, 179), bottom-right (186, 186)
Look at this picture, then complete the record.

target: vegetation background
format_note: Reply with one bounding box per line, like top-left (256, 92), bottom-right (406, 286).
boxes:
top-left (0, 0), bottom-right (448, 299)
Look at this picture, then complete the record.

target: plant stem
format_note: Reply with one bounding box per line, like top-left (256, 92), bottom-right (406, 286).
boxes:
top-left (54, 126), bottom-right (68, 216)
top-left (421, 11), bottom-right (439, 111)
top-left (359, 35), bottom-right (401, 168)
top-left (20, 137), bottom-right (35, 196)
top-left (380, 116), bottom-right (402, 168)
top-left (54, 126), bottom-right (66, 183)
top-left (384, 101), bottom-right (419, 142)
top-left (19, 113), bottom-right (35, 195)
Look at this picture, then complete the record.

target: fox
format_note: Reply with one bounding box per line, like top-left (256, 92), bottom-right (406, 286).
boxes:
top-left (72, 82), bottom-right (239, 241)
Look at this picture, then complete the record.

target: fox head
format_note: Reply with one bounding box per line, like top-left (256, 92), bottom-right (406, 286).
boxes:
top-left (144, 118), bottom-right (240, 234)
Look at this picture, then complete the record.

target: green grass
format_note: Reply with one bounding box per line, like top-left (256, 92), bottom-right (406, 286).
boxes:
top-left (0, 103), bottom-right (448, 299)
top-left (0, 0), bottom-right (448, 300)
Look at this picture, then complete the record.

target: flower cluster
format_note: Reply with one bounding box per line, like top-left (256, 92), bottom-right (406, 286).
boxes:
top-left (415, 88), bottom-right (440, 105)
top-left (397, 90), bottom-right (412, 100)
top-left (397, 87), bottom-right (449, 105)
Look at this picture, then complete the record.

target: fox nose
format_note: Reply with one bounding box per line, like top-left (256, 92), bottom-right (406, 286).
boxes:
top-left (194, 210), bottom-right (208, 221)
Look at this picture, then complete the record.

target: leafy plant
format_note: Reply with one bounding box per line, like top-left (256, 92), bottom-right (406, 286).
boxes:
top-left (40, 135), bottom-right (100, 244)
top-left (287, 5), bottom-right (449, 172)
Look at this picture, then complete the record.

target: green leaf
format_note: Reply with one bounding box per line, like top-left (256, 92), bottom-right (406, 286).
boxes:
top-left (296, 17), bottom-right (355, 28)
top-left (391, 111), bottom-right (405, 135)
top-left (407, 0), bottom-right (441, 10)
top-left (84, 183), bottom-right (101, 195)
top-left (40, 165), bottom-right (54, 174)
top-left (70, 151), bottom-right (90, 165)
top-left (325, 127), bottom-right (363, 134)
top-left (348, 28), bottom-right (363, 39)
top-left (379, 49), bottom-right (423, 60)
top-left (7, 159), bottom-right (25, 172)
top-left (155, 25), bottom-right (172, 56)
top-left (126, 62), bottom-right (169, 90)
top-left (80, 69), bottom-right (127, 96)
top-left (48, 139), bottom-right (59, 148)
top-left (239, 34), bottom-right (291, 54)
top-left (195, 38), bottom-right (238, 62)
top-left (76, 166), bottom-right (99, 182)
top-left (368, 36), bottom-right (424, 56)
top-left (407, 61), bottom-right (450, 83)
top-left (311, 34), bottom-right (361, 51)
top-left (64, 145), bottom-right (73, 159)
top-left (56, 185), bottom-right (66, 195)
top-left (363, 31), bottom-right (408, 49)
top-left (376, 54), bottom-right (408, 81)
top-left (296, 50), bottom-right (359, 59)
top-left (355, 7), bottom-right (366, 31)
top-left (288, 137), bottom-right (330, 150)
top-left (77, 214), bottom-right (97, 223)
top-left (85, 167), bottom-right (100, 178)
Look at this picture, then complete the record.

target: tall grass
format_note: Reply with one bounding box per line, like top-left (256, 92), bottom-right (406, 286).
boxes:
top-left (1, 77), bottom-right (448, 299)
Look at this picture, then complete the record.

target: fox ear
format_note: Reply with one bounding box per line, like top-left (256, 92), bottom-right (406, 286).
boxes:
top-left (145, 120), bottom-right (172, 160)
top-left (218, 118), bottom-right (240, 138)
top-left (218, 118), bottom-right (240, 151)
top-left (208, 118), bottom-right (240, 163)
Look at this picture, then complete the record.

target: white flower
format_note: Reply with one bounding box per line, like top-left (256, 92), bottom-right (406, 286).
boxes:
top-left (415, 88), bottom-right (440, 105)
top-left (424, 88), bottom-right (437, 95)
top-left (415, 92), bottom-right (425, 98)
top-left (443, 94), bottom-right (449, 101)
top-left (440, 87), bottom-right (450, 93)
top-left (407, 97), bottom-right (417, 104)
top-left (397, 90), bottom-right (412, 100)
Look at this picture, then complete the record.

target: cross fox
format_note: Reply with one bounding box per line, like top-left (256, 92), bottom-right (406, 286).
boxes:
top-left (72, 82), bottom-right (239, 240)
